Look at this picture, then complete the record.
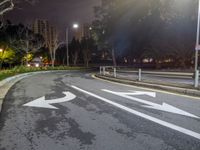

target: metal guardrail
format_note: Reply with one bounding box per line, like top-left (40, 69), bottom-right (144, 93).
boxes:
top-left (116, 69), bottom-right (193, 77)
top-left (99, 66), bottom-right (198, 87)
top-left (101, 66), bottom-right (193, 77)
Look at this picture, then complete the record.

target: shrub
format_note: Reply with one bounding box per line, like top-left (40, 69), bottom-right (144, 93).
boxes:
top-left (0, 66), bottom-right (86, 81)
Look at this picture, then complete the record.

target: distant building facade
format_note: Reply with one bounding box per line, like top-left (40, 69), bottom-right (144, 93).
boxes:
top-left (32, 19), bottom-right (58, 50)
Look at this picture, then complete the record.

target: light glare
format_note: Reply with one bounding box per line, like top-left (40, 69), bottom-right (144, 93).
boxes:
top-left (73, 24), bottom-right (79, 29)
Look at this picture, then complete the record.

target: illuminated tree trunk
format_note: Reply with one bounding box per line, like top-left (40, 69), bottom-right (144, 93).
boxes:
top-left (48, 37), bottom-right (63, 67)
top-left (112, 48), bottom-right (117, 67)
top-left (49, 47), bottom-right (55, 67)
top-left (73, 51), bottom-right (78, 66)
top-left (0, 0), bottom-right (14, 28)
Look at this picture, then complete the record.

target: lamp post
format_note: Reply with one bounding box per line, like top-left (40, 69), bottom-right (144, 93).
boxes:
top-left (66, 28), bottom-right (69, 66)
top-left (194, 0), bottom-right (200, 88)
top-left (66, 23), bottom-right (79, 66)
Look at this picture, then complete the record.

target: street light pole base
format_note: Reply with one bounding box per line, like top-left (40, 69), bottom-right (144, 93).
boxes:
top-left (194, 70), bottom-right (199, 88)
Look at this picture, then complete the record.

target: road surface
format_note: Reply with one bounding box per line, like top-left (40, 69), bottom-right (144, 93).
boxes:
top-left (0, 71), bottom-right (200, 150)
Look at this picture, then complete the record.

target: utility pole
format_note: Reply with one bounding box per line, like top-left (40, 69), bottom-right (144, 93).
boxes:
top-left (194, 0), bottom-right (200, 88)
top-left (66, 23), bottom-right (79, 66)
top-left (66, 28), bottom-right (69, 66)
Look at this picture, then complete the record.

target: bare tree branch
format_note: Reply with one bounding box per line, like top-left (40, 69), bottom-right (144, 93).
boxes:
top-left (0, 0), bottom-right (14, 15)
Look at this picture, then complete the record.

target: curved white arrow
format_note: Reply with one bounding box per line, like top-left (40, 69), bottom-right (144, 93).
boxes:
top-left (23, 92), bottom-right (76, 109)
top-left (102, 89), bottom-right (199, 119)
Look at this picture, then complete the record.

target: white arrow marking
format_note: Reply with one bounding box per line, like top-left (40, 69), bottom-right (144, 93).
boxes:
top-left (102, 89), bottom-right (199, 119)
top-left (71, 85), bottom-right (200, 140)
top-left (118, 91), bottom-right (156, 98)
top-left (23, 92), bottom-right (76, 109)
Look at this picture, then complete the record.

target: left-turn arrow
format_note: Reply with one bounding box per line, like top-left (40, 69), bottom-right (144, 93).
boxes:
top-left (23, 92), bottom-right (76, 109)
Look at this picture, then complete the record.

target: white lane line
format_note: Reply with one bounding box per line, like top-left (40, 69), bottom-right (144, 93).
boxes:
top-left (71, 85), bottom-right (200, 140)
top-left (92, 74), bottom-right (200, 100)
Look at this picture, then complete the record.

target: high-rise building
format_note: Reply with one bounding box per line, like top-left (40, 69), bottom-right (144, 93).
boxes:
top-left (32, 19), bottom-right (57, 50)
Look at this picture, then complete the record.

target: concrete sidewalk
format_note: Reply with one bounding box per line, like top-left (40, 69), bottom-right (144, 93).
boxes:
top-left (95, 74), bottom-right (200, 98)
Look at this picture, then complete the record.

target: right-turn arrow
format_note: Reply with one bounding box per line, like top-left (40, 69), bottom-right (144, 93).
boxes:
top-left (102, 89), bottom-right (199, 119)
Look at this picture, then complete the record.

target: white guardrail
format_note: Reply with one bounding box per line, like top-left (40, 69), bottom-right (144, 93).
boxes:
top-left (99, 66), bottom-right (198, 88)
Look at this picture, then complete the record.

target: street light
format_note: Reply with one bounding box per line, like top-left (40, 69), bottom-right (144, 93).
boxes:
top-left (0, 48), bottom-right (3, 52)
top-left (73, 23), bottom-right (79, 29)
top-left (194, 0), bottom-right (200, 88)
top-left (66, 23), bottom-right (79, 66)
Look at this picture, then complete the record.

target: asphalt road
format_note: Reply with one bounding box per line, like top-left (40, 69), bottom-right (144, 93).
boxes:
top-left (0, 71), bottom-right (200, 150)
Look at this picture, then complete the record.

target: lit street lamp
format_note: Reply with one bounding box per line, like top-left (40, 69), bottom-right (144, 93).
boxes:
top-left (73, 23), bottom-right (79, 29)
top-left (194, 0), bottom-right (200, 88)
top-left (66, 23), bottom-right (79, 66)
top-left (0, 48), bottom-right (3, 52)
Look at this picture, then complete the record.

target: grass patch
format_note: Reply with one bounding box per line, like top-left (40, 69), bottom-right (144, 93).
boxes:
top-left (0, 66), bottom-right (86, 81)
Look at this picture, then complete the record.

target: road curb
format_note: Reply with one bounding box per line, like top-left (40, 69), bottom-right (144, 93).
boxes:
top-left (0, 70), bottom-right (70, 112)
top-left (95, 74), bottom-right (200, 98)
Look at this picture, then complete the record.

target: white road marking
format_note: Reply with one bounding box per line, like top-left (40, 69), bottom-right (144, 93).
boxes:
top-left (71, 85), bottom-right (200, 140)
top-left (102, 89), bottom-right (199, 119)
top-left (92, 74), bottom-right (200, 100)
top-left (117, 91), bottom-right (156, 97)
top-left (23, 92), bottom-right (76, 109)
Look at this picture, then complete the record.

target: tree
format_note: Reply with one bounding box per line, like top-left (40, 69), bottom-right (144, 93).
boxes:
top-left (8, 24), bottom-right (44, 65)
top-left (92, 0), bottom-right (118, 66)
top-left (48, 34), bottom-right (57, 67)
top-left (47, 33), bottom-right (65, 67)
top-left (0, 0), bottom-right (14, 16)
top-left (93, 0), bottom-right (198, 68)
top-left (81, 37), bottom-right (96, 67)
top-left (56, 45), bottom-right (67, 65)
top-left (69, 37), bottom-right (80, 66)
top-left (0, 0), bottom-right (38, 27)
top-left (0, 22), bottom-right (44, 66)
top-left (0, 0), bottom-right (38, 16)
top-left (0, 43), bottom-right (17, 68)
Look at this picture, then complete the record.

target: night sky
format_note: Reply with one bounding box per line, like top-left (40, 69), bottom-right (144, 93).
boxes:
top-left (5, 0), bottom-right (101, 39)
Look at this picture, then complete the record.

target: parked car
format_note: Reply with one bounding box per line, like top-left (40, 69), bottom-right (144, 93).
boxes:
top-left (27, 57), bottom-right (43, 67)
